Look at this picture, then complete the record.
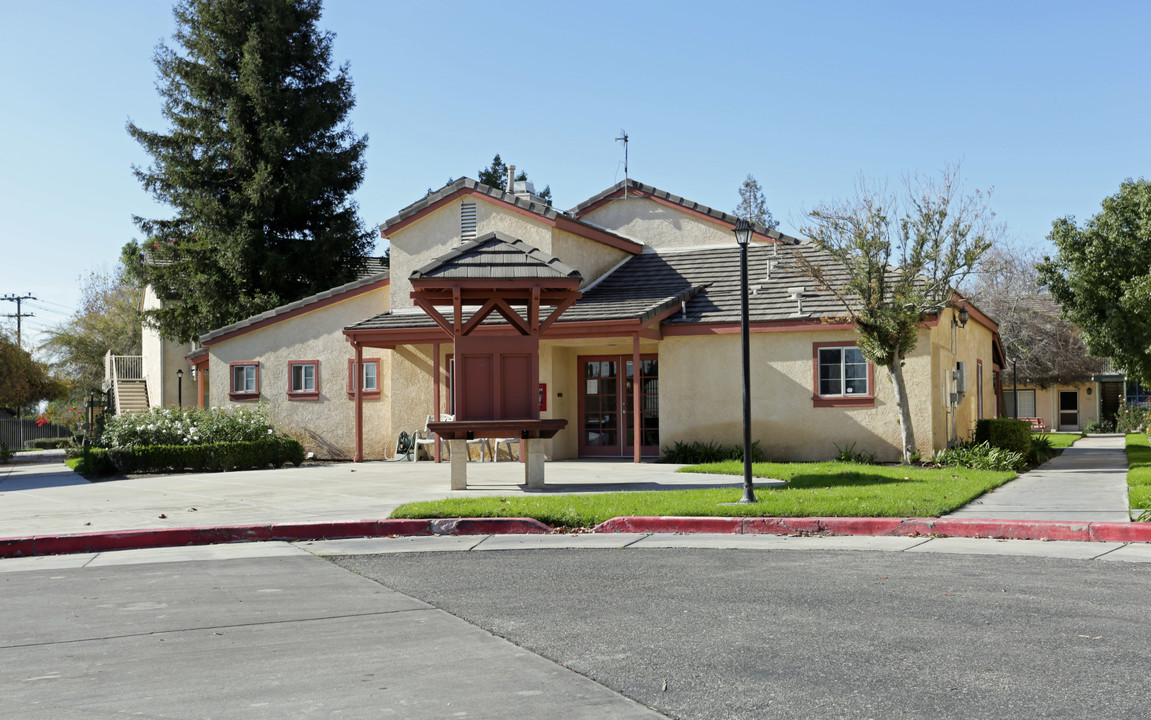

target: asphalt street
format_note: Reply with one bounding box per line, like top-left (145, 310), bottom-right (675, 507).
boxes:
top-left (5, 538), bottom-right (1151, 719)
top-left (333, 545), bottom-right (1151, 720)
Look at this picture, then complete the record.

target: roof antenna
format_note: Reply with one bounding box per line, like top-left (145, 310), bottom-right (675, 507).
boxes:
top-left (615, 129), bottom-right (629, 199)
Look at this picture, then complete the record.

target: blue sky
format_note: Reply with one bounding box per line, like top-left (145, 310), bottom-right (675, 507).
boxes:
top-left (2, 0), bottom-right (1148, 349)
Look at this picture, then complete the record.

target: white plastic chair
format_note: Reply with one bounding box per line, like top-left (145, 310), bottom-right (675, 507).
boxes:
top-left (493, 436), bottom-right (518, 462)
top-left (414, 414), bottom-right (489, 461)
top-left (413, 415), bottom-right (440, 461)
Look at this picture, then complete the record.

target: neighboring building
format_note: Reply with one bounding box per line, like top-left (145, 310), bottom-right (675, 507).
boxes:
top-left (993, 294), bottom-right (1121, 432)
top-left (104, 285), bottom-right (196, 415)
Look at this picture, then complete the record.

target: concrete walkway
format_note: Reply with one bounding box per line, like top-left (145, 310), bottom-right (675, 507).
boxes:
top-left (946, 434), bottom-right (1131, 522)
top-left (0, 457), bottom-right (728, 539)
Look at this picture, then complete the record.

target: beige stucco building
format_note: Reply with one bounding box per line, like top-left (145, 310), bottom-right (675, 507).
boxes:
top-left (183, 177), bottom-right (1003, 463)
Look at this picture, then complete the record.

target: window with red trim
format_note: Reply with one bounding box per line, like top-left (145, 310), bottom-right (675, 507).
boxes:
top-left (346, 358), bottom-right (380, 398)
top-left (288, 360), bottom-right (320, 401)
top-left (812, 342), bottom-right (875, 407)
top-left (229, 362), bottom-right (260, 401)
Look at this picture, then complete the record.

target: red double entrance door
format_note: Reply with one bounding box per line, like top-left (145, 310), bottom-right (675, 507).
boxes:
top-left (578, 355), bottom-right (659, 458)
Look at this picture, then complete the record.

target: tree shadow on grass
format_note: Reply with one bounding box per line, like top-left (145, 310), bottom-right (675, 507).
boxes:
top-left (780, 472), bottom-right (923, 490)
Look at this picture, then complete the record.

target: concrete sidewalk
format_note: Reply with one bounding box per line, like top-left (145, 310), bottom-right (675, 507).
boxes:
top-left (946, 434), bottom-right (1130, 522)
top-left (0, 457), bottom-right (727, 539)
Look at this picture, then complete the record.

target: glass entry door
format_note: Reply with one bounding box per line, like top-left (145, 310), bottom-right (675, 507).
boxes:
top-left (1059, 390), bottom-right (1079, 431)
top-left (579, 355), bottom-right (659, 457)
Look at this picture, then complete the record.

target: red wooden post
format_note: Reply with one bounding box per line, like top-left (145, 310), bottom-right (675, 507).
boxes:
top-left (353, 341), bottom-right (363, 462)
top-left (633, 333), bottom-right (641, 463)
top-left (433, 342), bottom-right (441, 463)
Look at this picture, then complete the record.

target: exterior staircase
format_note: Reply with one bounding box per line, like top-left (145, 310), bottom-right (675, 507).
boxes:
top-left (115, 380), bottom-right (150, 415)
top-left (104, 352), bottom-right (150, 415)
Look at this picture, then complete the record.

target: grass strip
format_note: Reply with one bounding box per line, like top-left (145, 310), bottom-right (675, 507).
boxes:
top-left (1126, 434), bottom-right (1151, 516)
top-left (390, 461), bottom-right (1015, 528)
top-left (1037, 432), bottom-right (1081, 449)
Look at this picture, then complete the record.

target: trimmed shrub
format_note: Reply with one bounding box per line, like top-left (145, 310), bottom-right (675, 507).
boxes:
top-left (24, 437), bottom-right (72, 450)
top-left (974, 418), bottom-right (1031, 456)
top-left (78, 438), bottom-right (305, 477)
top-left (661, 440), bottom-right (765, 464)
top-left (932, 441), bottom-right (1025, 472)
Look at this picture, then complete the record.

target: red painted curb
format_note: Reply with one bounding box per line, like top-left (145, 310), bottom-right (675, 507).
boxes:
top-left (0, 517), bottom-right (550, 559)
top-left (4, 515), bottom-right (1150, 559)
top-left (592, 516), bottom-right (1151, 543)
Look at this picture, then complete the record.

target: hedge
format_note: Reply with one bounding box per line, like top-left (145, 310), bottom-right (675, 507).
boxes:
top-left (974, 418), bottom-right (1032, 456)
top-left (80, 437), bottom-right (305, 477)
top-left (24, 437), bottom-right (73, 450)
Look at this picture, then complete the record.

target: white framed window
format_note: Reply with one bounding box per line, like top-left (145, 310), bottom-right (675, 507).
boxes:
top-left (818, 346), bottom-right (868, 396)
top-left (229, 362), bottom-right (259, 400)
top-left (346, 358), bottom-right (380, 398)
top-left (291, 363), bottom-right (315, 391)
top-left (1003, 389), bottom-right (1036, 418)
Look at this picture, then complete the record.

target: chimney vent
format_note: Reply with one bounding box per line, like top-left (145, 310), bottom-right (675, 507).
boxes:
top-left (506, 165), bottom-right (516, 193)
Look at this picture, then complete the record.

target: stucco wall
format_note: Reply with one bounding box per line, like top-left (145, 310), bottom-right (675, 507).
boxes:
top-left (205, 287), bottom-right (390, 459)
top-left (659, 329), bottom-right (937, 463)
top-left (140, 286), bottom-right (193, 408)
top-left (926, 309), bottom-right (1000, 445)
top-left (580, 197), bottom-right (736, 249)
top-left (551, 229), bottom-right (629, 289)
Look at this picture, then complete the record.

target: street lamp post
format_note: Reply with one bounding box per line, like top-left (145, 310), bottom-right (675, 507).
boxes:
top-left (733, 219), bottom-right (756, 504)
top-left (177, 368), bottom-right (183, 408)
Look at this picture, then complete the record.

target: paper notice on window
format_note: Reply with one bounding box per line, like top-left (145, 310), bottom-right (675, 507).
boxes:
top-left (586, 379), bottom-right (599, 395)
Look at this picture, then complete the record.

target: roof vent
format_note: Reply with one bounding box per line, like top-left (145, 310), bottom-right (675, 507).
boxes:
top-left (787, 286), bottom-right (808, 316)
top-left (513, 180), bottom-right (535, 196)
top-left (460, 202), bottom-right (477, 242)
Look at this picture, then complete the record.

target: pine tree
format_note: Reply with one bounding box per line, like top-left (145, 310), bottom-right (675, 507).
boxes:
top-left (734, 174), bottom-right (779, 230)
top-left (477, 154), bottom-right (552, 206)
top-left (124, 0), bottom-right (374, 342)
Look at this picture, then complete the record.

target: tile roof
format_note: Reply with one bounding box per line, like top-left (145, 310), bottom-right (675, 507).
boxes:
top-left (381, 177), bottom-right (642, 252)
top-left (570, 179), bottom-right (803, 244)
top-left (346, 243), bottom-right (875, 333)
top-left (411, 232), bottom-right (581, 282)
top-left (201, 269), bottom-right (389, 345)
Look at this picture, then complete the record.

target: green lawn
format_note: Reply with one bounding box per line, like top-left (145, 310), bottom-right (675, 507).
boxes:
top-left (389, 461), bottom-right (1016, 528)
top-left (1126, 434), bottom-right (1151, 515)
top-left (1037, 432), bottom-right (1081, 449)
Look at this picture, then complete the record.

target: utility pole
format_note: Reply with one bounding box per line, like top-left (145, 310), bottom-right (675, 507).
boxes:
top-left (1, 294), bottom-right (36, 347)
top-left (1, 293), bottom-right (36, 451)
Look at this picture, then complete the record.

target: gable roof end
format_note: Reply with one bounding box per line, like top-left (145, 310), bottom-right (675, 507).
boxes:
top-left (570, 178), bottom-right (802, 245)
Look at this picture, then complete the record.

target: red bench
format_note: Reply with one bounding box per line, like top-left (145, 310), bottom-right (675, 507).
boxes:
top-left (1019, 417), bottom-right (1049, 432)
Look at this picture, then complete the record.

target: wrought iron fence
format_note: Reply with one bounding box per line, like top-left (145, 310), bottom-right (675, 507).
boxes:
top-left (0, 419), bottom-right (71, 450)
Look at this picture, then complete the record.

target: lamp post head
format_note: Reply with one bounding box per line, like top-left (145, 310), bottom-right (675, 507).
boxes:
top-left (952, 304), bottom-right (970, 329)
top-left (733, 218), bottom-right (753, 246)
top-left (177, 369), bottom-right (183, 379)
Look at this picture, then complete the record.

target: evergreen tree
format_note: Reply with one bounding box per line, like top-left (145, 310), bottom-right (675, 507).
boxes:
top-left (734, 174), bottom-right (779, 230)
top-left (124, 0), bottom-right (374, 342)
top-left (477, 154), bottom-right (552, 206)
